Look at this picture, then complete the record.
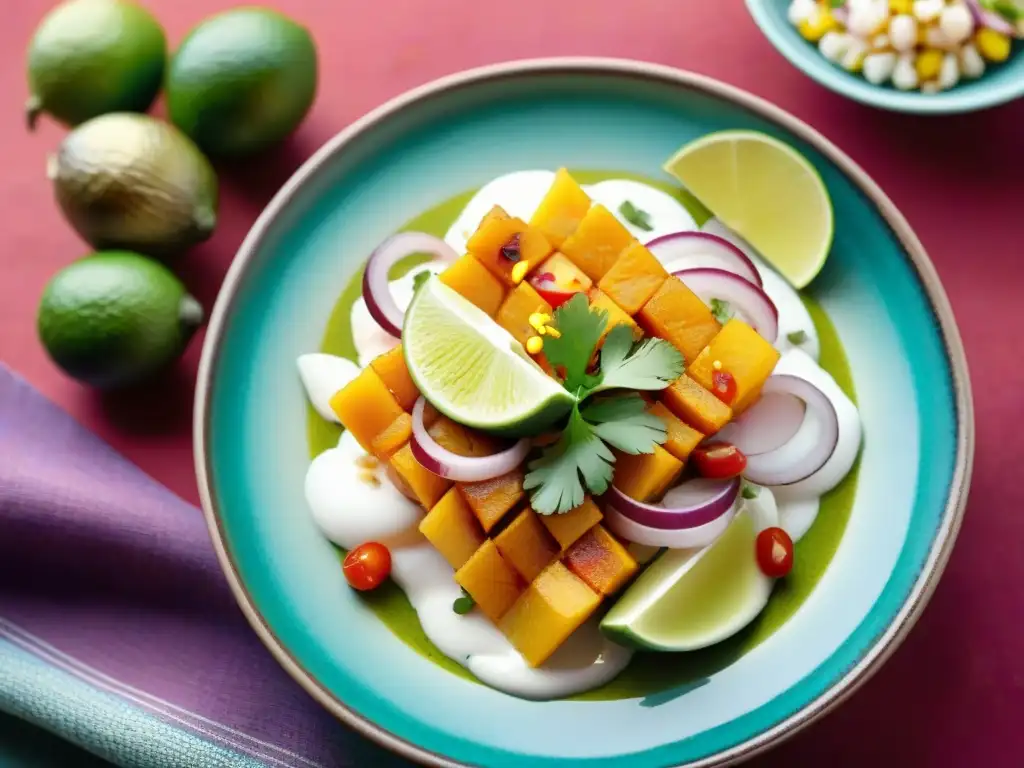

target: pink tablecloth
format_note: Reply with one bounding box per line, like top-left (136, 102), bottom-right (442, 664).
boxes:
top-left (2, 1), bottom-right (1021, 765)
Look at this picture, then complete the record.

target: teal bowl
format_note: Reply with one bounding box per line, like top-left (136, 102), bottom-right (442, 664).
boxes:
top-left (194, 59), bottom-right (973, 766)
top-left (746, 0), bottom-right (1024, 113)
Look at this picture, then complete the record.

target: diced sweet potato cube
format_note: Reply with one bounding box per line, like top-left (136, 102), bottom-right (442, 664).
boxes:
top-left (466, 208), bottom-right (553, 287)
top-left (330, 368), bottom-right (406, 452)
top-left (388, 443), bottom-right (451, 509)
top-left (534, 251), bottom-right (592, 292)
top-left (369, 345), bottom-right (419, 411)
top-left (687, 319), bottom-right (782, 413)
top-left (540, 497), bottom-right (603, 551)
top-left (494, 507), bottom-right (560, 582)
top-left (370, 413), bottom-right (413, 459)
top-left (560, 204), bottom-right (634, 282)
top-left (459, 470), bottom-right (524, 533)
top-left (428, 416), bottom-right (497, 457)
top-left (597, 240), bottom-right (669, 315)
top-left (499, 560), bottom-right (601, 667)
top-left (529, 168), bottom-right (592, 247)
top-left (419, 488), bottom-right (486, 570)
top-left (564, 524), bottom-right (639, 596)
top-left (662, 374), bottom-right (733, 435)
top-left (588, 288), bottom-right (641, 345)
top-left (648, 401), bottom-right (704, 461)
top-left (455, 540), bottom-right (524, 622)
top-left (637, 276), bottom-right (721, 362)
top-left (496, 282), bottom-right (553, 346)
top-left (613, 445), bottom-right (683, 502)
top-left (439, 254), bottom-right (506, 316)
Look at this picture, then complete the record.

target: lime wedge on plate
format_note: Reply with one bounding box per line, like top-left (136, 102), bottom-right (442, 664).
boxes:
top-left (663, 130), bottom-right (834, 289)
top-left (600, 509), bottom-right (774, 651)
top-left (404, 278), bottom-right (574, 436)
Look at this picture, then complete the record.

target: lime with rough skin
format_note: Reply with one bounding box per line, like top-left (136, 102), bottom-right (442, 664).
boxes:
top-left (50, 113), bottom-right (218, 256)
top-left (166, 7), bottom-right (318, 158)
top-left (37, 252), bottom-right (204, 389)
top-left (26, 0), bottom-right (166, 130)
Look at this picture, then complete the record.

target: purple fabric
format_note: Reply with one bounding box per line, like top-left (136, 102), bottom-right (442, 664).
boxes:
top-left (0, 365), bottom-right (408, 767)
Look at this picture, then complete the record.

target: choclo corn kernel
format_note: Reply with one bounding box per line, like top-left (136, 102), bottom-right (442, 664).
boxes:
top-left (510, 260), bottom-right (530, 284)
top-left (526, 336), bottom-right (544, 355)
top-left (916, 48), bottom-right (944, 79)
top-left (975, 28), bottom-right (1011, 63)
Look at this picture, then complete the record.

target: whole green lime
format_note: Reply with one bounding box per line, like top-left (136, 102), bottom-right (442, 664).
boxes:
top-left (38, 251), bottom-right (204, 389)
top-left (166, 8), bottom-right (317, 158)
top-left (26, 0), bottom-right (166, 130)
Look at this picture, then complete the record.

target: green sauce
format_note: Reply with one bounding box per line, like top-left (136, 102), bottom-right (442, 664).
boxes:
top-left (306, 172), bottom-right (860, 699)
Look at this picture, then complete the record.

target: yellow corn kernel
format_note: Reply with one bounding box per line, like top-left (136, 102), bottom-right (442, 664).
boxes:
top-left (916, 48), bottom-right (944, 80)
top-left (511, 261), bottom-right (531, 284)
top-left (890, 0), bottom-right (912, 14)
top-left (544, 326), bottom-right (561, 339)
top-left (526, 336), bottom-right (544, 355)
top-left (798, 9), bottom-right (838, 42)
top-left (975, 28), bottom-right (1011, 62)
top-left (528, 312), bottom-right (551, 330)
top-left (712, 359), bottom-right (722, 371)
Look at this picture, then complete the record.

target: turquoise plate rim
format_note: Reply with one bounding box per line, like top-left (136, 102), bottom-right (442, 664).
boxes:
top-left (194, 58), bottom-right (974, 767)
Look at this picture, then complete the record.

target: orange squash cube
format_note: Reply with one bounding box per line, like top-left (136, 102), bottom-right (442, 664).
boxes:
top-left (597, 240), bottom-right (669, 316)
top-left (419, 488), bottom-right (486, 570)
top-left (439, 254), bottom-right (506, 317)
top-left (534, 251), bottom-right (593, 292)
top-left (662, 374), bottom-right (733, 436)
top-left (564, 524), bottom-right (639, 596)
top-left (560, 204), bottom-right (634, 282)
top-left (370, 412), bottom-right (413, 460)
top-left (496, 282), bottom-right (553, 346)
top-left (637, 276), bottom-right (721, 363)
top-left (613, 445), bottom-right (683, 502)
top-left (455, 540), bottom-right (525, 622)
top-left (494, 507), bottom-right (560, 582)
top-left (687, 319), bottom-right (782, 413)
top-left (388, 443), bottom-right (451, 510)
top-left (499, 560), bottom-right (602, 667)
top-left (588, 288), bottom-right (641, 345)
top-left (540, 497), bottom-right (604, 551)
top-left (648, 401), bottom-right (704, 462)
top-left (458, 470), bottom-right (524, 533)
top-left (329, 368), bottom-right (406, 452)
top-left (466, 207), bottom-right (553, 287)
top-left (529, 168), bottom-right (592, 247)
top-left (428, 416), bottom-right (497, 458)
top-left (369, 345), bottom-right (420, 411)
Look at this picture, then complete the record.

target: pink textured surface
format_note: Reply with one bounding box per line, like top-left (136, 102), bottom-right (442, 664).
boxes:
top-left (2, 1), bottom-right (1021, 765)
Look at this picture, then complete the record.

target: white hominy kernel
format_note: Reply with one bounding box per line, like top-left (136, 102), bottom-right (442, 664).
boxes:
top-left (938, 52), bottom-right (961, 89)
top-left (892, 53), bottom-right (921, 89)
top-left (913, 0), bottom-right (943, 23)
top-left (842, 37), bottom-right (870, 70)
top-left (889, 15), bottom-right (919, 51)
top-left (850, 0), bottom-right (890, 37)
top-left (788, 0), bottom-right (818, 25)
top-left (938, 3), bottom-right (973, 44)
top-left (863, 51), bottom-right (898, 83)
top-left (921, 81), bottom-right (940, 94)
top-left (959, 43), bottom-right (986, 78)
top-left (819, 31), bottom-right (852, 62)
top-left (924, 26), bottom-right (958, 51)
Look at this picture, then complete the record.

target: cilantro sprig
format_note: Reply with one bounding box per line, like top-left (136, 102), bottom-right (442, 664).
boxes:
top-left (618, 200), bottom-right (653, 231)
top-left (524, 294), bottom-right (684, 515)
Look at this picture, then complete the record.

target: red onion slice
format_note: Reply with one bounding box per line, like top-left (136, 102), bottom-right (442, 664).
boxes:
top-left (716, 391), bottom-right (805, 455)
top-left (965, 0), bottom-right (1017, 36)
top-left (646, 231), bottom-right (762, 287)
top-left (362, 232), bottom-right (458, 338)
top-left (673, 268), bottom-right (780, 343)
top-left (605, 503), bottom-right (737, 549)
top-left (607, 476), bottom-right (740, 531)
top-left (410, 397), bottom-right (530, 482)
top-left (739, 375), bottom-right (840, 487)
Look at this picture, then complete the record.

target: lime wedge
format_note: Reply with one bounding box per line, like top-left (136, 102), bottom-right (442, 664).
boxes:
top-left (403, 278), bottom-right (574, 436)
top-left (663, 130), bottom-right (834, 289)
top-left (600, 509), bottom-right (774, 651)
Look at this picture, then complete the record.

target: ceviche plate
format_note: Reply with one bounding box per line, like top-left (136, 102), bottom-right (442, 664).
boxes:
top-left (195, 59), bottom-right (972, 767)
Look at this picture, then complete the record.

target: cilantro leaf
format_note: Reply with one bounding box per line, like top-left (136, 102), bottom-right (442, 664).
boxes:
top-left (830, 0), bottom-right (845, 7)
top-left (587, 326), bottom-right (684, 395)
top-left (524, 404), bottom-right (615, 515)
top-left (741, 483), bottom-right (760, 500)
top-left (786, 329), bottom-right (808, 345)
top-left (542, 293), bottom-right (607, 392)
top-left (710, 297), bottom-right (733, 324)
top-left (618, 200), bottom-right (653, 232)
top-left (582, 394), bottom-right (665, 455)
top-left (412, 270), bottom-right (431, 294)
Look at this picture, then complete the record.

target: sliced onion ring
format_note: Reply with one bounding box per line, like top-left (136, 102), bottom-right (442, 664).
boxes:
top-left (607, 476), bottom-right (740, 531)
top-left (738, 375), bottom-right (840, 487)
top-left (646, 231), bottom-right (762, 287)
top-left (605, 503), bottom-right (737, 549)
top-left (362, 232), bottom-right (458, 338)
top-left (673, 268), bottom-right (780, 343)
top-left (965, 0), bottom-right (1017, 36)
top-left (410, 397), bottom-right (530, 482)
